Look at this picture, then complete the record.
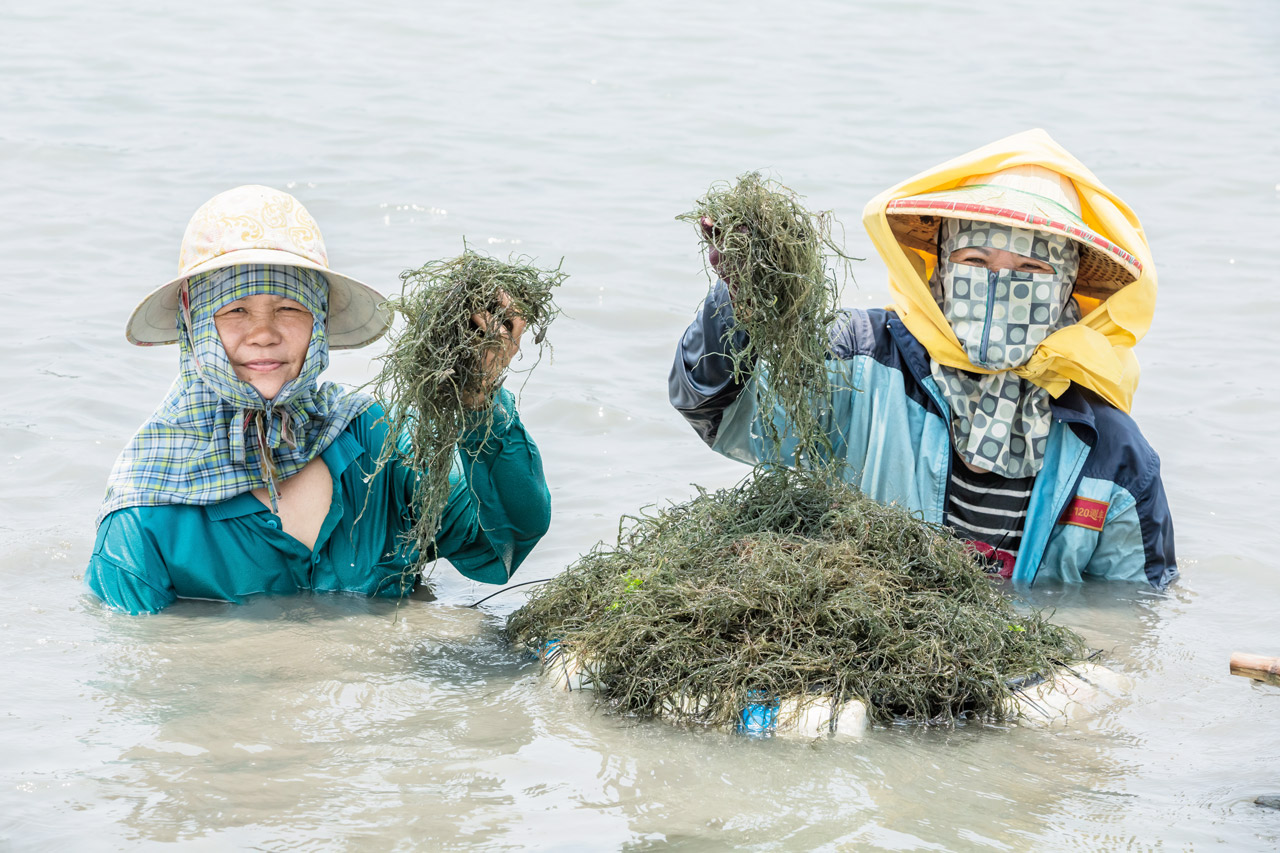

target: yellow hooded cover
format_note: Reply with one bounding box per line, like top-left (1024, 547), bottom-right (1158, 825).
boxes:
top-left (862, 128), bottom-right (1156, 413)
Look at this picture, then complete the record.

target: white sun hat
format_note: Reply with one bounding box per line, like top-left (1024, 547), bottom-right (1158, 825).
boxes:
top-left (127, 184), bottom-right (390, 349)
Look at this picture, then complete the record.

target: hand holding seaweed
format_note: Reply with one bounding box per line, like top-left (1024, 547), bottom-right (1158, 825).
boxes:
top-left (462, 289), bottom-right (528, 409)
top-left (679, 173), bottom-right (855, 469)
top-left (372, 249), bottom-right (564, 581)
top-left (698, 216), bottom-right (751, 316)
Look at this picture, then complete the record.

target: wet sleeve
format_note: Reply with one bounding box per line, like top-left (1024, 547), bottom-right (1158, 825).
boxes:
top-left (668, 281), bottom-right (751, 446)
top-left (1134, 466), bottom-right (1178, 589)
top-left (83, 510), bottom-right (178, 615)
top-left (433, 388), bottom-right (552, 584)
top-left (670, 288), bottom-right (875, 469)
top-left (1086, 460), bottom-right (1178, 590)
top-left (694, 306), bottom-right (872, 475)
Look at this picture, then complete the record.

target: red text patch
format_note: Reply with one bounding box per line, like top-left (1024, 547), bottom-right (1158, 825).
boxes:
top-left (1059, 496), bottom-right (1110, 531)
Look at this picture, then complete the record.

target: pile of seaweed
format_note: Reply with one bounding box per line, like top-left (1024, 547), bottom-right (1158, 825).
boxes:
top-left (507, 469), bottom-right (1087, 727)
top-left (677, 172), bottom-right (853, 467)
top-left (372, 249), bottom-right (564, 571)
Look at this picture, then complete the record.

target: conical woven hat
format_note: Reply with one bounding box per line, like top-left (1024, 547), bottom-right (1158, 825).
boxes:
top-left (886, 165), bottom-right (1141, 299)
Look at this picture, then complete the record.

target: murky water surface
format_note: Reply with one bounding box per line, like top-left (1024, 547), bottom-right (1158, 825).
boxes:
top-left (3, 1), bottom-right (1279, 849)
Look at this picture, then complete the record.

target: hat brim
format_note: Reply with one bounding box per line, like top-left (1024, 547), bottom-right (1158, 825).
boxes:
top-left (126, 248), bottom-right (391, 350)
top-left (886, 187), bottom-right (1142, 300)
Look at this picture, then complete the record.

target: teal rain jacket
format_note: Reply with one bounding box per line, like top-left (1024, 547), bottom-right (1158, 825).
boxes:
top-left (85, 390), bottom-right (551, 614)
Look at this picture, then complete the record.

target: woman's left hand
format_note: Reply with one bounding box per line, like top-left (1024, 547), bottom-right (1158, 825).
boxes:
top-left (464, 290), bottom-right (526, 410)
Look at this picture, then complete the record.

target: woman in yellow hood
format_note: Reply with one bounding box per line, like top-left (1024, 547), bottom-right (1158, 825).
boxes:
top-left (670, 130), bottom-right (1176, 588)
top-left (866, 127), bottom-right (1155, 417)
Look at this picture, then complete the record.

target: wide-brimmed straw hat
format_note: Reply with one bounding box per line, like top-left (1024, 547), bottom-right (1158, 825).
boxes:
top-left (885, 165), bottom-right (1142, 299)
top-left (127, 185), bottom-right (390, 349)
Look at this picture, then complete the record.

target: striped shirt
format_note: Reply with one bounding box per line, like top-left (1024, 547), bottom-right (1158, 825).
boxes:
top-left (946, 456), bottom-right (1034, 573)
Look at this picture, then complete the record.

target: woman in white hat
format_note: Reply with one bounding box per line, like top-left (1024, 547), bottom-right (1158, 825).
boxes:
top-left (86, 185), bottom-right (551, 613)
top-left (670, 130), bottom-right (1176, 589)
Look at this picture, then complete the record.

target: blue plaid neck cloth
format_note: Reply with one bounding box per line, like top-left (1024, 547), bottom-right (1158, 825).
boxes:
top-left (97, 264), bottom-right (372, 524)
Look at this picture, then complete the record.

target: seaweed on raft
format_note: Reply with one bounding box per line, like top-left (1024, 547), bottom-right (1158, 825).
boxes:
top-left (506, 468), bottom-right (1087, 728)
top-left (503, 174), bottom-right (1084, 730)
top-left (677, 172), bottom-right (855, 469)
top-left (371, 249), bottom-right (564, 581)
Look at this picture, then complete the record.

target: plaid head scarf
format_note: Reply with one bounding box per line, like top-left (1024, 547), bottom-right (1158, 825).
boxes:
top-left (97, 265), bottom-right (372, 523)
top-left (927, 219), bottom-right (1081, 478)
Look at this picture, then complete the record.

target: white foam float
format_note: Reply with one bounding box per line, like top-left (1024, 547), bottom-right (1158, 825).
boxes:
top-left (539, 642), bottom-right (1127, 737)
top-left (1009, 661), bottom-right (1132, 727)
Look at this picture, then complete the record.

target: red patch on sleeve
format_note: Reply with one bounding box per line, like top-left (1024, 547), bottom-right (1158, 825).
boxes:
top-left (1059, 496), bottom-right (1110, 531)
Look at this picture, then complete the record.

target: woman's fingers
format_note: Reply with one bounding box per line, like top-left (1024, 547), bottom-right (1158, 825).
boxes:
top-left (489, 290), bottom-right (524, 361)
top-left (471, 292), bottom-right (524, 348)
top-left (504, 313), bottom-right (527, 350)
top-left (463, 291), bottom-right (529, 409)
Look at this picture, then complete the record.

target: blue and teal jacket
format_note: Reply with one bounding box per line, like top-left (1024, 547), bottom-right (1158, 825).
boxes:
top-left (669, 284), bottom-right (1177, 590)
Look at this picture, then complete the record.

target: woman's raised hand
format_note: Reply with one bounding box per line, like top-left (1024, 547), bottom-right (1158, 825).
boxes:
top-left (464, 290), bottom-right (526, 410)
top-left (700, 216), bottom-right (751, 320)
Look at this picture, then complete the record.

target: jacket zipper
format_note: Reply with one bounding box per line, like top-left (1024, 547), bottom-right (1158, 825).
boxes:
top-left (1026, 429), bottom-right (1090, 586)
top-left (923, 375), bottom-right (954, 525)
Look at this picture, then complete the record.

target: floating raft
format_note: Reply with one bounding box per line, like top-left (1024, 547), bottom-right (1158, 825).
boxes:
top-left (539, 641), bottom-right (1131, 738)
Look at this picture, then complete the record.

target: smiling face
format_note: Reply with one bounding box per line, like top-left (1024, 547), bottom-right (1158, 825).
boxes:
top-left (213, 293), bottom-right (314, 400)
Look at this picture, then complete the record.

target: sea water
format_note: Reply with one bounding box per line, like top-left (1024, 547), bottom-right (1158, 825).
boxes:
top-left (2, 1), bottom-right (1279, 849)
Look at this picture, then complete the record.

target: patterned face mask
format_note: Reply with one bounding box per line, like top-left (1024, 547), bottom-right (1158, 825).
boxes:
top-left (929, 219), bottom-right (1080, 370)
top-left (928, 220), bottom-right (1081, 478)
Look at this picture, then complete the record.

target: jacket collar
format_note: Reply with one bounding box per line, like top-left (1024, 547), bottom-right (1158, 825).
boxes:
top-left (887, 313), bottom-right (935, 388)
top-left (1046, 384), bottom-right (1098, 445)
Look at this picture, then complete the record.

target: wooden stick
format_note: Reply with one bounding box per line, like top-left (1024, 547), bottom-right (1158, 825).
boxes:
top-left (1230, 652), bottom-right (1280, 687)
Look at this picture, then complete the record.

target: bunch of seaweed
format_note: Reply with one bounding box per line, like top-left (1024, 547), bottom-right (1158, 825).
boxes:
top-left (677, 172), bottom-right (854, 468)
top-left (371, 249), bottom-right (564, 575)
top-left (506, 468), bottom-right (1087, 728)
